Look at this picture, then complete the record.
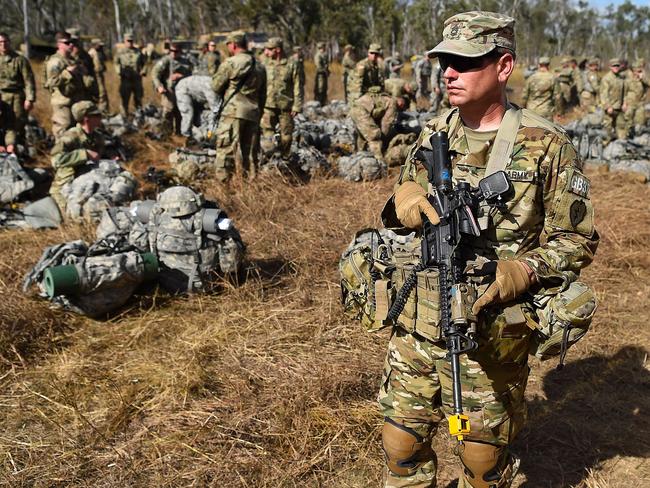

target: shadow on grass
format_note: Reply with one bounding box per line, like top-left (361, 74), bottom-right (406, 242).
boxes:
top-left (516, 345), bottom-right (650, 487)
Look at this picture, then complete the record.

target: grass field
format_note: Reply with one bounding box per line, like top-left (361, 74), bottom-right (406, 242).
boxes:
top-left (0, 60), bottom-right (648, 487)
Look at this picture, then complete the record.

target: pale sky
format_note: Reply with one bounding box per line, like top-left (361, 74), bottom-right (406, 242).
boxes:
top-left (590, 0), bottom-right (649, 7)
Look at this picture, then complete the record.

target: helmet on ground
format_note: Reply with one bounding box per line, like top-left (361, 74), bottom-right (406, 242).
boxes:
top-left (158, 186), bottom-right (204, 217)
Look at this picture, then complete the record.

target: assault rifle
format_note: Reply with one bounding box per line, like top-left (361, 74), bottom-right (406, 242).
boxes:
top-left (387, 131), bottom-right (513, 443)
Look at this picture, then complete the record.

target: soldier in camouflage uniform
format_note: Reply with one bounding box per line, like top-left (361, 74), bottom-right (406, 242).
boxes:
top-left (413, 54), bottom-right (433, 103)
top-left (580, 58), bottom-right (600, 110)
top-left (599, 58), bottom-right (627, 142)
top-left (212, 31), bottom-right (266, 181)
top-left (350, 87), bottom-right (397, 160)
top-left (385, 52), bottom-right (404, 79)
top-left (521, 56), bottom-right (558, 120)
top-left (152, 42), bottom-right (193, 135)
top-left (196, 39), bottom-right (221, 76)
top-left (261, 37), bottom-right (304, 157)
top-left (313, 42), bottom-right (329, 106)
top-left (88, 38), bottom-right (108, 113)
top-left (46, 32), bottom-right (95, 140)
top-left (49, 101), bottom-right (106, 213)
top-left (556, 56), bottom-right (577, 114)
top-left (377, 12), bottom-right (598, 488)
top-left (349, 43), bottom-right (385, 103)
top-left (342, 44), bottom-right (356, 103)
top-left (384, 78), bottom-right (417, 111)
top-left (0, 32), bottom-right (35, 149)
top-left (67, 29), bottom-right (98, 102)
top-left (114, 33), bottom-right (146, 116)
top-left (623, 60), bottom-right (649, 137)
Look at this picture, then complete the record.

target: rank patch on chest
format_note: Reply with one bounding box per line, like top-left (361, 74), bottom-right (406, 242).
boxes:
top-left (569, 173), bottom-right (590, 198)
top-left (505, 169), bottom-right (534, 182)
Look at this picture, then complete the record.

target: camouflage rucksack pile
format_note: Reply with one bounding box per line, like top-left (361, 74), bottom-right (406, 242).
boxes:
top-left (602, 139), bottom-right (650, 182)
top-left (23, 237), bottom-right (158, 317)
top-left (168, 147), bottom-right (217, 182)
top-left (337, 151), bottom-right (387, 182)
top-left (563, 110), bottom-right (606, 161)
top-left (61, 159), bottom-right (138, 221)
top-left (0, 153), bottom-right (38, 204)
top-left (261, 144), bottom-right (330, 180)
top-left (133, 104), bottom-right (164, 139)
top-left (102, 113), bottom-right (137, 137)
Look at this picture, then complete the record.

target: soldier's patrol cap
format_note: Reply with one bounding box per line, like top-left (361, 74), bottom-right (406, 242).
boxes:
top-left (368, 43), bottom-right (382, 54)
top-left (609, 58), bottom-right (622, 66)
top-left (292, 46), bottom-right (302, 53)
top-left (317, 41), bottom-right (326, 49)
top-left (344, 44), bottom-right (353, 50)
top-left (226, 31), bottom-right (247, 44)
top-left (632, 59), bottom-right (645, 70)
top-left (124, 32), bottom-right (134, 41)
top-left (72, 101), bottom-right (101, 122)
top-left (91, 38), bottom-right (103, 46)
top-left (55, 32), bottom-right (72, 43)
top-left (427, 11), bottom-right (515, 58)
top-left (538, 56), bottom-right (550, 65)
top-left (65, 28), bottom-right (80, 40)
top-left (588, 57), bottom-right (600, 65)
top-left (266, 37), bottom-right (283, 49)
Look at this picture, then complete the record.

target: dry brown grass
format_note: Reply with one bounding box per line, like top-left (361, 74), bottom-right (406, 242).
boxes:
top-left (0, 60), bottom-right (648, 488)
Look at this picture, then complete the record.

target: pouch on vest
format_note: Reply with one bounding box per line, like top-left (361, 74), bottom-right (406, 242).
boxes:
top-left (529, 280), bottom-right (597, 365)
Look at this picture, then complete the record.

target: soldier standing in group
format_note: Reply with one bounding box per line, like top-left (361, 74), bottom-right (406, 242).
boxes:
top-left (260, 37), bottom-right (304, 158)
top-left (67, 29), bottom-right (98, 101)
top-left (376, 11), bottom-right (598, 488)
top-left (313, 42), bottom-right (329, 106)
top-left (196, 39), bottom-right (221, 76)
top-left (0, 32), bottom-right (35, 149)
top-left (556, 56), bottom-right (576, 114)
top-left (599, 58), bottom-right (627, 142)
top-left (342, 44), bottom-right (356, 103)
top-left (384, 52), bottom-right (404, 79)
top-left (623, 60), bottom-right (649, 137)
top-left (46, 32), bottom-right (94, 140)
top-left (580, 58), bottom-right (600, 110)
top-left (349, 86), bottom-right (397, 160)
top-left (211, 31), bottom-right (266, 181)
top-left (521, 56), bottom-right (558, 120)
top-left (49, 101), bottom-right (105, 213)
top-left (152, 42), bottom-right (193, 135)
top-left (88, 38), bottom-right (108, 113)
top-left (114, 33), bottom-right (146, 116)
top-left (349, 43), bottom-right (385, 102)
top-left (292, 46), bottom-right (305, 86)
top-left (412, 53), bottom-right (433, 104)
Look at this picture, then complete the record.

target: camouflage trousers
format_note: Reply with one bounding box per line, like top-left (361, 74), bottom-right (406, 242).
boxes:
top-left (51, 104), bottom-right (73, 141)
top-left (261, 107), bottom-right (294, 157)
top-left (624, 105), bottom-right (647, 136)
top-left (119, 77), bottom-right (143, 116)
top-left (314, 72), bottom-right (328, 106)
top-left (0, 91), bottom-right (26, 145)
top-left (214, 116), bottom-right (260, 182)
top-left (602, 109), bottom-right (627, 142)
top-left (378, 322), bottom-right (530, 488)
top-left (96, 73), bottom-right (109, 113)
top-left (343, 72), bottom-right (350, 103)
top-left (159, 91), bottom-right (182, 136)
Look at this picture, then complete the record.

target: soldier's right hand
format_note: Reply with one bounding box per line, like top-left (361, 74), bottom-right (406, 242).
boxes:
top-left (394, 181), bottom-right (440, 229)
top-left (157, 86), bottom-right (166, 94)
top-left (86, 149), bottom-right (99, 161)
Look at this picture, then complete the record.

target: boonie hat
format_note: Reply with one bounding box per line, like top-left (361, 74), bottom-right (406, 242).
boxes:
top-left (72, 101), bottom-right (101, 122)
top-left (427, 11), bottom-right (515, 58)
top-left (368, 43), bottom-right (382, 54)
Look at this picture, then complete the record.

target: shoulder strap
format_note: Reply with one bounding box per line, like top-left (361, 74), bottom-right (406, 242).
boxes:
top-left (220, 54), bottom-right (257, 113)
top-left (484, 105), bottom-right (522, 176)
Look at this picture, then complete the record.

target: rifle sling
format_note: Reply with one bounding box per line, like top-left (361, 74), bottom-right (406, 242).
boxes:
top-left (217, 54), bottom-right (257, 120)
top-left (484, 104), bottom-right (522, 177)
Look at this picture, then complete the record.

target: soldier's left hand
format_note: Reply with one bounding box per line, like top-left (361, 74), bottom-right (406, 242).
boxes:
top-left (470, 260), bottom-right (535, 314)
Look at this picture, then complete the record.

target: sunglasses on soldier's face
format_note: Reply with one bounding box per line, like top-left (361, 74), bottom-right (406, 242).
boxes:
top-left (439, 53), bottom-right (497, 73)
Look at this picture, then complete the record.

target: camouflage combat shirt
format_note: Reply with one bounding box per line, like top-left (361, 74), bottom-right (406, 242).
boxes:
top-left (50, 124), bottom-right (106, 193)
top-left (393, 106), bottom-right (599, 290)
top-left (264, 56), bottom-right (304, 113)
top-left (0, 49), bottom-right (36, 101)
top-left (521, 70), bottom-right (558, 119)
top-left (349, 57), bottom-right (385, 101)
top-left (45, 53), bottom-right (93, 105)
top-left (599, 71), bottom-right (625, 110)
top-left (114, 46), bottom-right (145, 79)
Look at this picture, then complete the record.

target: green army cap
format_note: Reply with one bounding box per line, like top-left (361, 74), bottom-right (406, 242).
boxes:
top-left (292, 46), bottom-right (302, 53)
top-left (539, 56), bottom-right (550, 65)
top-left (609, 57), bottom-right (621, 66)
top-left (344, 44), bottom-right (353, 50)
top-left (632, 59), bottom-right (645, 70)
top-left (588, 57), bottom-right (600, 65)
top-left (226, 31), bottom-right (247, 44)
top-left (368, 43), bottom-right (382, 54)
top-left (72, 101), bottom-right (101, 122)
top-left (91, 38), bottom-right (103, 46)
top-left (266, 37), bottom-right (283, 49)
top-left (124, 32), bottom-right (134, 41)
top-left (317, 41), bottom-right (326, 49)
top-left (427, 11), bottom-right (515, 58)
top-left (66, 27), bottom-right (80, 40)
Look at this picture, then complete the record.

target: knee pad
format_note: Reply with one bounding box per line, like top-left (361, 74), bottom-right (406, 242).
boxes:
top-left (382, 418), bottom-right (434, 477)
top-left (459, 441), bottom-right (518, 488)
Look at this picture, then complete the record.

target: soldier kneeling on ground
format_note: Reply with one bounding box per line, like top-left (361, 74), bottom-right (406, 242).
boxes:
top-left (349, 86), bottom-right (398, 161)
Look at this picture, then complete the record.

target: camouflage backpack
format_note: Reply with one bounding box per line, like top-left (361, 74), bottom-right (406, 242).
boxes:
top-left (337, 151), bottom-right (387, 182)
top-left (148, 186), bottom-right (245, 293)
top-left (339, 228), bottom-right (415, 331)
top-left (0, 153), bottom-right (35, 204)
top-left (23, 238), bottom-right (158, 317)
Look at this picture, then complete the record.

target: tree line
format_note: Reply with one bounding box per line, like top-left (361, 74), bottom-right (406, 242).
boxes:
top-left (2, 0), bottom-right (649, 62)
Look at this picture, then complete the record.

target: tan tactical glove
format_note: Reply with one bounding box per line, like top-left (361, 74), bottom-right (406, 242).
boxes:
top-left (394, 181), bottom-right (440, 229)
top-left (471, 260), bottom-right (535, 315)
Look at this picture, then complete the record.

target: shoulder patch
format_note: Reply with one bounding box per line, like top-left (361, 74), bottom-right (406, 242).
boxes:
top-left (568, 171), bottom-right (590, 198)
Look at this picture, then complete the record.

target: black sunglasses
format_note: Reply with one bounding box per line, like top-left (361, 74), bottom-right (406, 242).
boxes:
top-left (439, 53), bottom-right (498, 73)
top-left (59, 40), bottom-right (73, 45)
